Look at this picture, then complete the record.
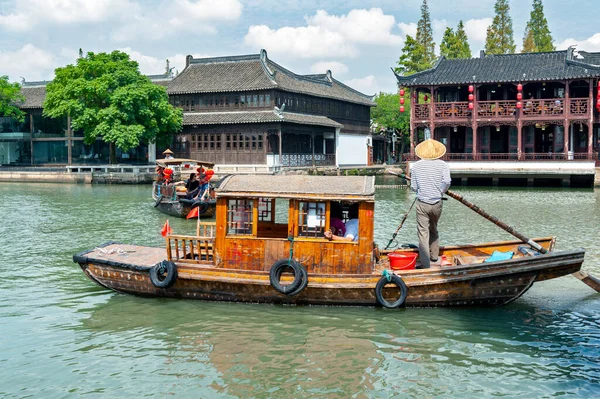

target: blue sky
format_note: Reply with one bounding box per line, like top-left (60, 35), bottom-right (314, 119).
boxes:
top-left (1, 0), bottom-right (599, 94)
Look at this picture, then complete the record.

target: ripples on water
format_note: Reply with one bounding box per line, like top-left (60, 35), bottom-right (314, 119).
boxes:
top-left (0, 183), bottom-right (599, 398)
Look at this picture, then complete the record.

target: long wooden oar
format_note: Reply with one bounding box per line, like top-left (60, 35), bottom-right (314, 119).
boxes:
top-left (390, 172), bottom-right (548, 253)
top-left (384, 196), bottom-right (418, 250)
top-left (390, 171), bottom-right (600, 292)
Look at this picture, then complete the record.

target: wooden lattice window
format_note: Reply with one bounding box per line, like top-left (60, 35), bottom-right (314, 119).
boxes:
top-left (227, 199), bottom-right (254, 235)
top-left (258, 198), bottom-right (274, 222)
top-left (298, 201), bottom-right (326, 237)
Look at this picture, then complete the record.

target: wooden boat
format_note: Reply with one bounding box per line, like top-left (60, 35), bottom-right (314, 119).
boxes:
top-left (152, 158), bottom-right (216, 219)
top-left (75, 175), bottom-right (586, 308)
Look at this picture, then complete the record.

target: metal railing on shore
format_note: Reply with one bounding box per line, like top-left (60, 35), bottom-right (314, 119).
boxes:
top-left (403, 152), bottom-right (598, 162)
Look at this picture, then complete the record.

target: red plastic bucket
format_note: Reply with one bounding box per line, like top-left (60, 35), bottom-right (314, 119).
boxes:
top-left (388, 252), bottom-right (418, 270)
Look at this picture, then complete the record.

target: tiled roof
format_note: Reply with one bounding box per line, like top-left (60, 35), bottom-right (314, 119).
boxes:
top-left (20, 84), bottom-right (47, 109)
top-left (18, 74), bottom-right (173, 109)
top-left (395, 49), bottom-right (600, 87)
top-left (183, 110), bottom-right (343, 128)
top-left (167, 50), bottom-right (375, 106)
top-left (217, 175), bottom-right (375, 200)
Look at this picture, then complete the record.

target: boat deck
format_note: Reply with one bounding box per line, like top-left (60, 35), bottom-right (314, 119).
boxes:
top-left (74, 242), bottom-right (166, 270)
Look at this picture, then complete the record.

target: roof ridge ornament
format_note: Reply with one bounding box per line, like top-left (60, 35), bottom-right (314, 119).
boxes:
top-left (326, 70), bottom-right (333, 82)
top-left (259, 49), bottom-right (277, 84)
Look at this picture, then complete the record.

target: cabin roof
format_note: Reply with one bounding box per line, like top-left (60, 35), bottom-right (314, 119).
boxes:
top-left (156, 158), bottom-right (215, 167)
top-left (167, 50), bottom-right (376, 106)
top-left (395, 49), bottom-right (600, 86)
top-left (183, 110), bottom-right (343, 128)
top-left (216, 175), bottom-right (375, 201)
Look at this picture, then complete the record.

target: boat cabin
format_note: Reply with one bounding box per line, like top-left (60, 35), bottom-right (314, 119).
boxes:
top-left (168, 175), bottom-right (376, 274)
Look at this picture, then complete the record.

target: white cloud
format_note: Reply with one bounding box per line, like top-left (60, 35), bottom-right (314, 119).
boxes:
top-left (0, 0), bottom-right (138, 31)
top-left (555, 33), bottom-right (600, 52)
top-left (464, 18), bottom-right (492, 55)
top-left (397, 22), bottom-right (417, 38)
top-left (119, 48), bottom-right (210, 76)
top-left (343, 75), bottom-right (378, 95)
top-left (309, 61), bottom-right (348, 76)
top-left (244, 8), bottom-right (402, 59)
top-left (0, 44), bottom-right (56, 81)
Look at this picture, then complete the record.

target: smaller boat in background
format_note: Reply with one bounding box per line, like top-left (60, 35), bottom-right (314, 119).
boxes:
top-left (152, 158), bottom-right (217, 219)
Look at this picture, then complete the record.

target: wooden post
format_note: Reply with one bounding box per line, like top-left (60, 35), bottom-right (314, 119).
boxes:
top-left (588, 79), bottom-right (594, 158)
top-left (278, 127), bottom-right (282, 166)
top-left (29, 113), bottom-right (34, 166)
top-left (429, 86), bottom-right (435, 139)
top-left (67, 114), bottom-right (72, 165)
top-left (517, 119), bottom-right (523, 161)
top-left (564, 80), bottom-right (570, 157)
top-left (472, 84), bottom-right (478, 159)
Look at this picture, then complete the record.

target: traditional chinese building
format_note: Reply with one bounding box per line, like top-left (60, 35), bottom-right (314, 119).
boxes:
top-left (395, 48), bottom-right (600, 163)
top-left (167, 50), bottom-right (376, 168)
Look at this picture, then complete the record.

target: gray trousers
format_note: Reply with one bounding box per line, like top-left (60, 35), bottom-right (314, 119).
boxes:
top-left (415, 200), bottom-right (443, 268)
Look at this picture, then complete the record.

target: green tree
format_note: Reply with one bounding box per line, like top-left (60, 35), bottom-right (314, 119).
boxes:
top-left (440, 27), bottom-right (457, 59)
top-left (455, 21), bottom-right (472, 58)
top-left (524, 0), bottom-right (554, 52)
top-left (415, 0), bottom-right (436, 66)
top-left (370, 92), bottom-right (410, 160)
top-left (522, 27), bottom-right (537, 53)
top-left (44, 51), bottom-right (183, 163)
top-left (485, 0), bottom-right (516, 55)
top-left (0, 76), bottom-right (25, 122)
top-left (395, 35), bottom-right (431, 75)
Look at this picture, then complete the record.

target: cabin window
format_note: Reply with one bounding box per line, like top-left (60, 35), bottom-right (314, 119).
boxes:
top-left (258, 198), bottom-right (274, 222)
top-left (298, 201), bottom-right (326, 237)
top-left (227, 199), bottom-right (254, 235)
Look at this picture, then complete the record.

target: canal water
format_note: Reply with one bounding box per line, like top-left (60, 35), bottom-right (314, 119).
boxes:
top-left (1, 181), bottom-right (599, 398)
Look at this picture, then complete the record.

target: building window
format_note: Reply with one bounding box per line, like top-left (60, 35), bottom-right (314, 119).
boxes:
top-left (298, 201), bottom-right (326, 237)
top-left (240, 95), bottom-right (246, 107)
top-left (227, 199), bottom-right (254, 235)
top-left (253, 95), bottom-right (258, 107)
top-left (265, 94), bottom-right (271, 107)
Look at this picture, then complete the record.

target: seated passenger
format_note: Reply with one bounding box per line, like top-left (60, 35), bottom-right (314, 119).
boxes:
top-left (329, 201), bottom-right (346, 237)
top-left (185, 173), bottom-right (200, 197)
top-left (324, 203), bottom-right (359, 242)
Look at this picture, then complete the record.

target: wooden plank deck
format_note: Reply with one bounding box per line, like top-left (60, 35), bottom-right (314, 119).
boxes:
top-left (76, 242), bottom-right (166, 269)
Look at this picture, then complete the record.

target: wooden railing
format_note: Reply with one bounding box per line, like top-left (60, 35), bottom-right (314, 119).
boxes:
top-left (477, 101), bottom-right (516, 118)
top-left (166, 234), bottom-right (215, 264)
top-left (403, 152), bottom-right (598, 161)
top-left (281, 153), bottom-right (335, 167)
top-left (196, 221), bottom-right (216, 238)
top-left (414, 104), bottom-right (430, 119)
top-left (570, 98), bottom-right (589, 116)
top-left (434, 102), bottom-right (471, 119)
top-left (522, 99), bottom-right (564, 117)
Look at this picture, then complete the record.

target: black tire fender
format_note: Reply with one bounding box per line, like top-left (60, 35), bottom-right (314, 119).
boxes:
top-left (192, 201), bottom-right (209, 214)
top-left (154, 195), bottom-right (163, 208)
top-left (269, 259), bottom-right (304, 295)
top-left (288, 263), bottom-right (308, 296)
top-left (375, 274), bottom-right (408, 308)
top-left (149, 260), bottom-right (178, 288)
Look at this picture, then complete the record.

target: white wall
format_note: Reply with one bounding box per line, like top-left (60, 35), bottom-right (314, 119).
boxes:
top-left (337, 133), bottom-right (369, 166)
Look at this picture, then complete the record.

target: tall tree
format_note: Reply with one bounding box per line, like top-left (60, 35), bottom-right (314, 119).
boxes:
top-left (524, 0), bottom-right (555, 52)
top-left (395, 35), bottom-right (430, 75)
top-left (485, 0), bottom-right (516, 55)
top-left (415, 0), bottom-right (436, 66)
top-left (440, 21), bottom-right (472, 59)
top-left (522, 27), bottom-right (537, 53)
top-left (0, 76), bottom-right (25, 122)
top-left (395, 0), bottom-right (437, 75)
top-left (370, 92), bottom-right (410, 160)
top-left (44, 51), bottom-right (183, 164)
top-left (455, 21), bottom-right (472, 58)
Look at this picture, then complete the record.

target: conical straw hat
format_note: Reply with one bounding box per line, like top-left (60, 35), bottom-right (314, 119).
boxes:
top-left (162, 148), bottom-right (174, 155)
top-left (415, 139), bottom-right (446, 160)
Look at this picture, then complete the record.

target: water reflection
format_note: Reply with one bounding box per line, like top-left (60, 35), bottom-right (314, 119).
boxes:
top-left (1, 183), bottom-right (599, 398)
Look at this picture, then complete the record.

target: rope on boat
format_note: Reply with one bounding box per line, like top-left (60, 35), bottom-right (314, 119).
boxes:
top-left (382, 269), bottom-right (393, 282)
top-left (95, 247), bottom-right (136, 256)
top-left (287, 236), bottom-right (294, 265)
top-left (375, 184), bottom-right (408, 189)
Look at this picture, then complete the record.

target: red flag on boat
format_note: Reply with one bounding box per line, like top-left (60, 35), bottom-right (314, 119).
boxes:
top-left (161, 220), bottom-right (172, 237)
top-left (186, 207), bottom-right (199, 219)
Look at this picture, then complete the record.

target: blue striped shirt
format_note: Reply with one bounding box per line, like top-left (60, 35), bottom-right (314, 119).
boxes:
top-left (410, 159), bottom-right (451, 204)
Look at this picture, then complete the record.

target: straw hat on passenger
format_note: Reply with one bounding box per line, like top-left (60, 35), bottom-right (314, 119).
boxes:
top-left (415, 139), bottom-right (446, 160)
top-left (162, 149), bottom-right (174, 155)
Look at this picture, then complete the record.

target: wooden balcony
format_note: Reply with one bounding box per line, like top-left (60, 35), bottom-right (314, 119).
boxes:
top-left (403, 152), bottom-right (598, 162)
top-left (414, 98), bottom-right (590, 122)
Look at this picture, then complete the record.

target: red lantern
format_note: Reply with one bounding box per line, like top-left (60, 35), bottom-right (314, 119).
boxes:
top-left (468, 85), bottom-right (474, 93)
top-left (400, 105), bottom-right (405, 113)
top-left (516, 101), bottom-right (522, 109)
top-left (424, 95), bottom-right (428, 101)
top-left (400, 97), bottom-right (405, 105)
top-left (468, 93), bottom-right (474, 101)
top-left (597, 98), bottom-right (600, 108)
top-left (597, 88), bottom-right (600, 97)
top-left (597, 81), bottom-right (600, 89)
top-left (517, 83), bottom-right (523, 92)
top-left (413, 91), bottom-right (416, 99)
top-left (400, 88), bottom-right (405, 96)
top-left (468, 102), bottom-right (474, 110)
top-left (517, 92), bottom-right (523, 100)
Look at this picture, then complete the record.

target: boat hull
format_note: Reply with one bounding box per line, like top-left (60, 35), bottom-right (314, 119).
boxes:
top-left (74, 242), bottom-right (585, 307)
top-left (155, 199), bottom-right (216, 218)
